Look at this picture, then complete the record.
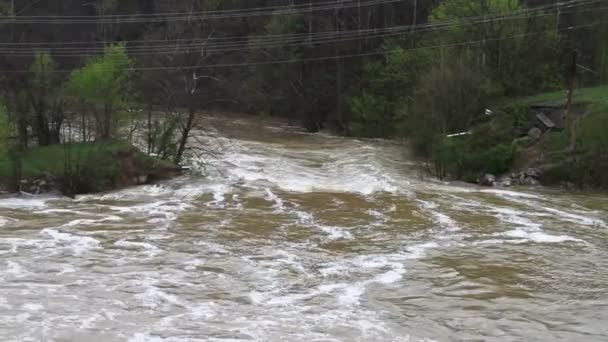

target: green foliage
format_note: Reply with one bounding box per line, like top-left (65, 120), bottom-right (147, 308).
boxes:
top-left (70, 43), bottom-right (133, 108)
top-left (30, 52), bottom-right (58, 89)
top-left (410, 59), bottom-right (498, 155)
top-left (151, 116), bottom-right (179, 161)
top-left (536, 103), bottom-right (608, 189)
top-left (0, 104), bottom-right (9, 158)
top-left (434, 136), bottom-right (515, 181)
top-left (429, 0), bottom-right (560, 95)
top-left (69, 43), bottom-right (133, 139)
top-left (349, 46), bottom-right (430, 137)
top-left (349, 93), bottom-right (389, 137)
top-left (0, 141), bottom-right (172, 194)
top-left (568, 112), bottom-right (608, 189)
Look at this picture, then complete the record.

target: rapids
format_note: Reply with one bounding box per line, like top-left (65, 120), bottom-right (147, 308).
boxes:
top-left (1, 116), bottom-right (607, 341)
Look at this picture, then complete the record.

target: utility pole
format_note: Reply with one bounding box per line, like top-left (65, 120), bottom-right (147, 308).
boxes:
top-left (555, 0), bottom-right (561, 35)
top-left (412, 0), bottom-right (418, 31)
top-left (335, 2), bottom-right (344, 132)
top-left (565, 49), bottom-right (578, 152)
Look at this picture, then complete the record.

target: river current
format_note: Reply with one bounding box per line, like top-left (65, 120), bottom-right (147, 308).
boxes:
top-left (1, 116), bottom-right (607, 341)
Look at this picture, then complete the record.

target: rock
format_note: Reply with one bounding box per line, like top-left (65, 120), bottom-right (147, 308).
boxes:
top-left (499, 176), bottom-right (512, 187)
top-left (479, 174), bottom-right (496, 186)
top-left (137, 175), bottom-right (148, 185)
top-left (525, 168), bottom-right (541, 178)
top-left (528, 127), bottom-right (542, 140)
top-left (518, 173), bottom-right (526, 184)
top-left (523, 176), bottom-right (540, 186)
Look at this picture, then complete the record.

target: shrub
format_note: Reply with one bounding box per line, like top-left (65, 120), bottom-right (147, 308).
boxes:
top-left (433, 136), bottom-right (515, 181)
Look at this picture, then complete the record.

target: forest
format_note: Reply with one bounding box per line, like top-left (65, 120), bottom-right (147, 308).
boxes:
top-left (0, 0), bottom-right (607, 193)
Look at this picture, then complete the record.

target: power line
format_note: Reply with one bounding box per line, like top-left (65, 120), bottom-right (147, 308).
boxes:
top-left (4, 0), bottom-right (361, 18)
top-left (0, 20), bottom-right (603, 73)
top-left (0, 0), bottom-right (597, 45)
top-left (0, 4), bottom-right (601, 57)
top-left (0, 0), bottom-right (405, 24)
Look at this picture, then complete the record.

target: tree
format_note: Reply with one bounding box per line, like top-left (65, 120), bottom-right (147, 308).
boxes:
top-left (28, 52), bottom-right (65, 145)
top-left (410, 58), bottom-right (497, 155)
top-left (349, 45), bottom-right (430, 137)
top-left (429, 0), bottom-right (560, 95)
top-left (0, 103), bottom-right (9, 157)
top-left (69, 43), bottom-right (134, 140)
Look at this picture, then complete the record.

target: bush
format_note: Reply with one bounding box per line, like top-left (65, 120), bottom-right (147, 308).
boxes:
top-left (349, 93), bottom-right (390, 138)
top-left (433, 136), bottom-right (515, 181)
top-left (410, 59), bottom-right (498, 156)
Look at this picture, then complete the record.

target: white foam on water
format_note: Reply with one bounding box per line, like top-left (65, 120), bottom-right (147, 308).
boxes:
top-left (59, 214), bottom-right (123, 228)
top-left (292, 209), bottom-right (355, 241)
top-left (472, 238), bottom-right (529, 246)
top-left (539, 206), bottom-right (607, 228)
top-left (338, 283), bottom-right (367, 305)
top-left (219, 142), bottom-right (402, 195)
top-left (417, 200), bottom-right (460, 232)
top-left (406, 242), bottom-right (440, 259)
top-left (478, 189), bottom-right (543, 199)
top-left (4, 261), bottom-right (32, 278)
top-left (312, 244), bottom-right (444, 307)
top-left (0, 197), bottom-right (49, 210)
top-left (265, 188), bottom-right (285, 211)
top-left (183, 259), bottom-right (204, 271)
top-left (496, 228), bottom-right (584, 244)
top-left (80, 184), bottom-right (172, 201)
top-left (492, 207), bottom-right (544, 230)
top-left (22, 303), bottom-right (44, 312)
top-left (0, 216), bottom-right (15, 227)
top-left (204, 184), bottom-right (232, 208)
top-left (318, 225), bottom-right (354, 240)
top-left (135, 286), bottom-right (185, 310)
top-left (35, 208), bottom-right (92, 215)
top-left (194, 240), bottom-right (230, 255)
top-left (0, 296), bottom-right (11, 310)
top-left (109, 200), bottom-right (191, 223)
top-left (295, 210), bottom-right (314, 225)
top-left (58, 264), bottom-right (76, 275)
top-left (485, 205), bottom-right (587, 244)
top-left (128, 333), bottom-right (166, 342)
top-left (115, 240), bottom-right (161, 257)
top-left (40, 228), bottom-right (100, 256)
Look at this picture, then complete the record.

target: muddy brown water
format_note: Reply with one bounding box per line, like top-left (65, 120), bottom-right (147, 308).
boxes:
top-left (1, 117), bottom-right (607, 341)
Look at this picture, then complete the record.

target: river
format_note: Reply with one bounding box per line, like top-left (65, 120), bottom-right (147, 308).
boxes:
top-left (1, 116), bottom-right (607, 341)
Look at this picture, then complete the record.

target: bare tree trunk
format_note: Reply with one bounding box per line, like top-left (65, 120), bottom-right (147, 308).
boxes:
top-left (147, 104), bottom-right (153, 154)
top-left (175, 106), bottom-right (195, 166)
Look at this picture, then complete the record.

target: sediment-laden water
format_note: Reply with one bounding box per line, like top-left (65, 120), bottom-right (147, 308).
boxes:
top-left (1, 117), bottom-right (607, 341)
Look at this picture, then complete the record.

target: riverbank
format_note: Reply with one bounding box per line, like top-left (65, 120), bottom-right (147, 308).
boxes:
top-left (0, 141), bottom-right (179, 197)
top-left (431, 85), bottom-right (608, 190)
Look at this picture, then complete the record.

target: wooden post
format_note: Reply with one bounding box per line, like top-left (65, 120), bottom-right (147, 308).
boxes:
top-left (566, 50), bottom-right (578, 152)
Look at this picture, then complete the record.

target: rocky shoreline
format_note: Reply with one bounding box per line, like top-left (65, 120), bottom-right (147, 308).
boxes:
top-left (478, 168), bottom-right (542, 188)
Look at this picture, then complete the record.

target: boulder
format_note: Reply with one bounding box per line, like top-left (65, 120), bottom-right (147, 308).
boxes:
top-left (525, 168), bottom-right (541, 178)
top-left (528, 127), bottom-right (542, 140)
top-left (479, 174), bottom-right (496, 186)
top-left (499, 176), bottom-right (512, 187)
top-left (523, 176), bottom-right (540, 186)
top-left (137, 175), bottom-right (149, 185)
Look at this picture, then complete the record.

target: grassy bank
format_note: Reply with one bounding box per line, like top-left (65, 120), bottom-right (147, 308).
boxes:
top-left (0, 141), bottom-right (176, 195)
top-left (432, 85), bottom-right (608, 189)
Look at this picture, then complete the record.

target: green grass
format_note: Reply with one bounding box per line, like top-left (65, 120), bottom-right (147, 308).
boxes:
top-left (0, 140), bottom-right (175, 195)
top-left (0, 141), bottom-right (132, 180)
top-left (511, 85), bottom-right (608, 110)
